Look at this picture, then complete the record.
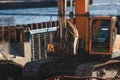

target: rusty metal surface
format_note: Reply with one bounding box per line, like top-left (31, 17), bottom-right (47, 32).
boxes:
top-left (0, 21), bottom-right (59, 42)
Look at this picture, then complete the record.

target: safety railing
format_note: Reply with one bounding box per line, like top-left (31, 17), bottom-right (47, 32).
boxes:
top-left (0, 20), bottom-right (59, 42)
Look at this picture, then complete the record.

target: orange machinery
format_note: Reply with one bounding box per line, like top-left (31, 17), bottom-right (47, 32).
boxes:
top-left (54, 0), bottom-right (117, 56)
top-left (23, 0), bottom-right (120, 80)
top-left (75, 0), bottom-right (117, 55)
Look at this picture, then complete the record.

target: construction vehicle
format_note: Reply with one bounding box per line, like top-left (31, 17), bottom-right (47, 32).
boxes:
top-left (22, 0), bottom-right (120, 80)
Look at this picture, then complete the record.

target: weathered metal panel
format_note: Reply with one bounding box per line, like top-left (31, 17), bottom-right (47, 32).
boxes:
top-left (29, 27), bottom-right (58, 35)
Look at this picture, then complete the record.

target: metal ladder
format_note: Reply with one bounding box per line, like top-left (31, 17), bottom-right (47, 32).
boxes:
top-left (31, 34), bottom-right (41, 61)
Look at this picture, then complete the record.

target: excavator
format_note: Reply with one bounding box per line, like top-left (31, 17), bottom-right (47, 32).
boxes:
top-left (23, 0), bottom-right (120, 80)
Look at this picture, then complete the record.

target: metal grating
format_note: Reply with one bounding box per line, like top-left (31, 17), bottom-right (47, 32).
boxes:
top-left (31, 31), bottom-right (55, 61)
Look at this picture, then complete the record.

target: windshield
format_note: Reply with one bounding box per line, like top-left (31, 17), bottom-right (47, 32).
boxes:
top-left (91, 19), bottom-right (110, 52)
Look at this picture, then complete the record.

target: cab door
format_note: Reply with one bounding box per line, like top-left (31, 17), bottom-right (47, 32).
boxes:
top-left (89, 17), bottom-right (113, 55)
